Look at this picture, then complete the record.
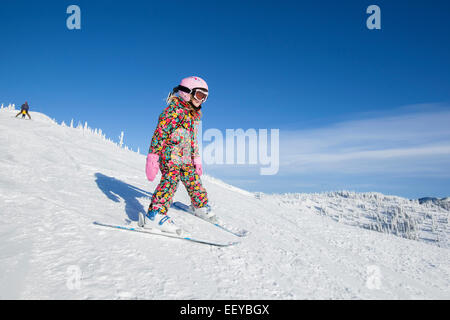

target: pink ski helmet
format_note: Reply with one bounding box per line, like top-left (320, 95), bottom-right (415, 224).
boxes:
top-left (175, 76), bottom-right (209, 103)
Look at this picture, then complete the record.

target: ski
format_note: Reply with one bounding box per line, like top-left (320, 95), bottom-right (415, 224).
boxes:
top-left (93, 221), bottom-right (239, 247)
top-left (171, 201), bottom-right (249, 237)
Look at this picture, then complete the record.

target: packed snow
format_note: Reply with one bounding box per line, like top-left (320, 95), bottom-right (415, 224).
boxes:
top-left (0, 108), bottom-right (449, 299)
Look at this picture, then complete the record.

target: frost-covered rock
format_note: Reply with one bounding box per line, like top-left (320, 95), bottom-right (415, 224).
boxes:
top-left (419, 197), bottom-right (450, 211)
top-left (259, 191), bottom-right (448, 247)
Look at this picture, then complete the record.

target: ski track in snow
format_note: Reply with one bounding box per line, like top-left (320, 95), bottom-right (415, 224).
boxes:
top-left (0, 109), bottom-right (449, 299)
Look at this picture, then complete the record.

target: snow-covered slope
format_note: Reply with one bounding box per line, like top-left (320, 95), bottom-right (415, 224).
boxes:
top-left (0, 109), bottom-right (449, 299)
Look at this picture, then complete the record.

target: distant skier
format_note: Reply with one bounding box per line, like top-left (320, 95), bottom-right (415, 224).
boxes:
top-left (15, 101), bottom-right (32, 119)
top-left (142, 76), bottom-right (214, 234)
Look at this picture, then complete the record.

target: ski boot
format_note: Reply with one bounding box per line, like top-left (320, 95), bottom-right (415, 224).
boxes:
top-left (189, 204), bottom-right (218, 223)
top-left (138, 210), bottom-right (182, 235)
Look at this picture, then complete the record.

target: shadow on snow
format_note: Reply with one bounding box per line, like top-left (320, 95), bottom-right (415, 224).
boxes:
top-left (94, 173), bottom-right (152, 222)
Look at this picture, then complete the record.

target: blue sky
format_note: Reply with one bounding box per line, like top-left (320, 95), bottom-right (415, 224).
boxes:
top-left (1, 0), bottom-right (450, 198)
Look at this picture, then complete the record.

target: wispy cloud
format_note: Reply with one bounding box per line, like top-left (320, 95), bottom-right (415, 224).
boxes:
top-left (204, 104), bottom-right (450, 197)
top-left (280, 105), bottom-right (450, 176)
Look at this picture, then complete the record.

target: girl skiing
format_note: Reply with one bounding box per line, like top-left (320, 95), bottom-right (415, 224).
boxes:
top-left (141, 76), bottom-right (215, 234)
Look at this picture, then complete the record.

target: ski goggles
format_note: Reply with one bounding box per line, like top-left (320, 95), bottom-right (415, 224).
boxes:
top-left (192, 88), bottom-right (209, 102)
top-left (175, 85), bottom-right (209, 103)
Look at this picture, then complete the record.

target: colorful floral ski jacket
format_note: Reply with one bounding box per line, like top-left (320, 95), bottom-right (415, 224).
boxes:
top-left (149, 97), bottom-right (200, 168)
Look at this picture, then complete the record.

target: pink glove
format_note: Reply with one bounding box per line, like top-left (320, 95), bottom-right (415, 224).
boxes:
top-left (146, 153), bottom-right (160, 181)
top-left (193, 157), bottom-right (203, 176)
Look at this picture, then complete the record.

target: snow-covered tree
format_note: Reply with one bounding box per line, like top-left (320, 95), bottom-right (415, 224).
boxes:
top-left (118, 131), bottom-right (124, 148)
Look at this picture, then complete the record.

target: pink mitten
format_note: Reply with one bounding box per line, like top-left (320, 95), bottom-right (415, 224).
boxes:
top-left (146, 153), bottom-right (160, 181)
top-left (193, 157), bottom-right (203, 176)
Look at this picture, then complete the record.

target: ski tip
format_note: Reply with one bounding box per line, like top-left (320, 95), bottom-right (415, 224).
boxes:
top-left (217, 224), bottom-right (249, 237)
top-left (93, 221), bottom-right (108, 226)
top-left (237, 230), bottom-right (250, 237)
top-left (211, 241), bottom-right (240, 247)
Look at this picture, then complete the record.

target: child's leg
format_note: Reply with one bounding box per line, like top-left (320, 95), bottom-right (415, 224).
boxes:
top-left (148, 166), bottom-right (180, 215)
top-left (180, 164), bottom-right (208, 208)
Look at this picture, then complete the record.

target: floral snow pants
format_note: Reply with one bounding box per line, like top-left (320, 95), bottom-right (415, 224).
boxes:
top-left (148, 163), bottom-right (208, 215)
